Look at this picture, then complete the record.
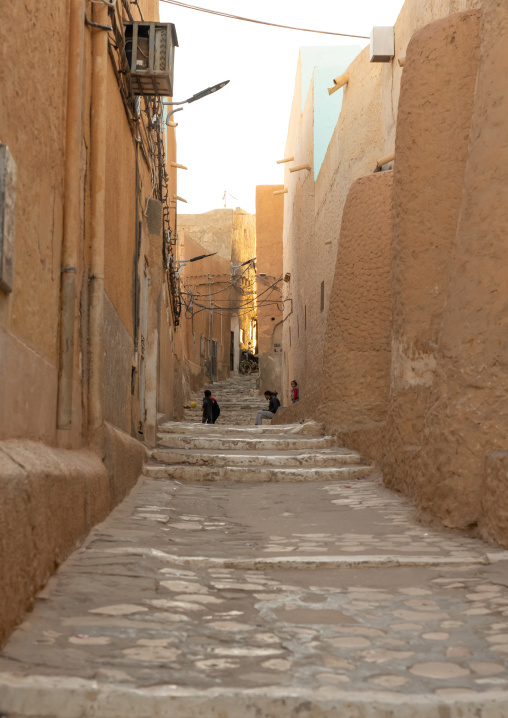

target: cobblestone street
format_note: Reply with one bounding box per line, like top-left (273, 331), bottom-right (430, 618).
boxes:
top-left (1, 378), bottom-right (508, 717)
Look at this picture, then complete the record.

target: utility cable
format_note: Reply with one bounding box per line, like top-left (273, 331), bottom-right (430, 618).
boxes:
top-left (159, 0), bottom-right (369, 39)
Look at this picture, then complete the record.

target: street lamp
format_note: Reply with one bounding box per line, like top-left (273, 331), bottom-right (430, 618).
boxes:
top-left (174, 252), bottom-right (217, 278)
top-left (163, 80), bottom-right (230, 107)
top-left (231, 257), bottom-right (256, 274)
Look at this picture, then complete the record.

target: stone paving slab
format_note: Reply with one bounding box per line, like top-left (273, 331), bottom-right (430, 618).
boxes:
top-left (1, 476), bottom-right (508, 717)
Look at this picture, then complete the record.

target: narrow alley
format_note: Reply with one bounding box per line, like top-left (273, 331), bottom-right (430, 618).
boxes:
top-left (1, 376), bottom-right (508, 716)
top-left (2, 0), bottom-right (508, 716)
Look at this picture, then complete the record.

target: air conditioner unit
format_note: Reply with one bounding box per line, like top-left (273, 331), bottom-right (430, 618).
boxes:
top-left (124, 22), bottom-right (178, 96)
top-left (370, 27), bottom-right (395, 63)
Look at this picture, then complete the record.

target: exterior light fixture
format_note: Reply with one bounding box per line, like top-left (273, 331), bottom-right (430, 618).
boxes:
top-left (163, 80), bottom-right (230, 107)
top-left (231, 257), bottom-right (256, 274)
top-left (174, 252), bottom-right (217, 278)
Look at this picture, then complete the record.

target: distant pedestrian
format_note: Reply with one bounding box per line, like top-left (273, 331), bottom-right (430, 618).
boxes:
top-left (255, 390), bottom-right (280, 425)
top-left (202, 390), bottom-right (213, 424)
top-left (211, 394), bottom-right (221, 423)
top-left (290, 380), bottom-right (299, 403)
top-left (202, 389), bottom-right (220, 424)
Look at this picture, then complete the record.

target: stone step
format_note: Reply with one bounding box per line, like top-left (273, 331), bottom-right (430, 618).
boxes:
top-left (151, 447), bottom-right (361, 468)
top-left (143, 463), bottom-right (373, 482)
top-left (158, 421), bottom-right (323, 436)
top-left (156, 433), bottom-right (334, 451)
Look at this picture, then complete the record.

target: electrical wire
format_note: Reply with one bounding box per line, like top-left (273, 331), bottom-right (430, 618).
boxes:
top-left (158, 0), bottom-right (369, 39)
top-left (182, 274), bottom-right (282, 311)
top-left (180, 261), bottom-right (255, 298)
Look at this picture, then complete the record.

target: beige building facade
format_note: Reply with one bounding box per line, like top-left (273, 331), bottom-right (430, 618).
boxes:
top-left (0, 0), bottom-right (183, 642)
top-left (255, 186), bottom-right (284, 395)
top-left (277, 0), bottom-right (508, 546)
top-left (177, 208), bottom-right (257, 386)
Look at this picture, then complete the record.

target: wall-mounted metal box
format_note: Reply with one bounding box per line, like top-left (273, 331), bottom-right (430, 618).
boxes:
top-left (124, 22), bottom-right (178, 96)
top-left (0, 144), bottom-right (16, 294)
top-left (370, 27), bottom-right (395, 62)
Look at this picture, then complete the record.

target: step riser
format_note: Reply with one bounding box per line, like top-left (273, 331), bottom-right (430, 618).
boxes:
top-left (151, 451), bottom-right (361, 468)
top-left (144, 465), bottom-right (373, 482)
top-left (157, 437), bottom-right (334, 451)
top-left (159, 424), bottom-right (323, 436)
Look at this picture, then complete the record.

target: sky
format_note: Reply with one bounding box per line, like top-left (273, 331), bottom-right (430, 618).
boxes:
top-left (158, 0), bottom-right (405, 215)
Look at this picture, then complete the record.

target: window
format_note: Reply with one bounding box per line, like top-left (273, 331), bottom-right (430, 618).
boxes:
top-left (240, 328), bottom-right (244, 343)
top-left (320, 281), bottom-right (325, 312)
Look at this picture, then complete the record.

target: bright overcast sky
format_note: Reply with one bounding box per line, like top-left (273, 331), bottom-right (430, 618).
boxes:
top-left (159, 0), bottom-right (405, 215)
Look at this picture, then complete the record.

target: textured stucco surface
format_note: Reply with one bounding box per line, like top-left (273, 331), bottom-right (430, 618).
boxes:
top-left (255, 186), bottom-right (284, 395)
top-left (0, 0), bottom-right (174, 643)
top-left (178, 208), bottom-right (256, 384)
top-left (384, 10), bottom-right (482, 495)
top-left (0, 441), bottom-right (109, 646)
top-left (280, 0), bottom-right (482, 417)
top-left (177, 231), bottom-right (233, 387)
top-left (318, 172), bottom-right (393, 461)
top-left (415, 0), bottom-right (508, 541)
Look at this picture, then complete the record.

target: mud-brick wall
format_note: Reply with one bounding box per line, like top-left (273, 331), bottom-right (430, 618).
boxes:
top-left (416, 1), bottom-right (508, 544)
top-left (384, 10), bottom-right (481, 497)
top-left (0, 0), bottom-right (69, 445)
top-left (256, 186), bottom-right (284, 395)
top-left (319, 172), bottom-right (393, 462)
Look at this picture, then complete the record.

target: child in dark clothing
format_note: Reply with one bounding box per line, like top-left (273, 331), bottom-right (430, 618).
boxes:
top-left (202, 390), bottom-right (221, 424)
top-left (202, 390), bottom-right (213, 424)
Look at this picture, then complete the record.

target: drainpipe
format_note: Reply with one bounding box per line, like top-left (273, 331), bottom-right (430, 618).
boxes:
top-left (57, 0), bottom-right (85, 431)
top-left (88, 1), bottom-right (109, 437)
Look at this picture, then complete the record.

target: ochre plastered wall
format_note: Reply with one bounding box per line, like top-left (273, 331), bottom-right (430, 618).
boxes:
top-left (178, 232), bottom-right (233, 389)
top-left (0, 0), bottom-right (177, 642)
top-left (0, 0), bottom-right (68, 445)
top-left (255, 186), bottom-right (284, 395)
top-left (415, 0), bottom-right (508, 542)
top-left (318, 172), bottom-right (393, 461)
top-left (279, 0), bottom-right (481, 416)
top-left (178, 208), bottom-right (256, 379)
top-left (384, 9), bottom-right (482, 495)
top-left (278, 0), bottom-right (508, 546)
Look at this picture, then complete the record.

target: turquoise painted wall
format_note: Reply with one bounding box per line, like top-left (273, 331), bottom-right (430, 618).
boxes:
top-left (300, 46), bottom-right (362, 177)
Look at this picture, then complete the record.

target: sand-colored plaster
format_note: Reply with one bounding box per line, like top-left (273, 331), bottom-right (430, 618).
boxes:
top-left (255, 187), bottom-right (283, 350)
top-left (383, 10), bottom-right (481, 495)
top-left (279, 0), bottom-right (482, 420)
top-left (318, 173), bottom-right (393, 461)
top-left (103, 65), bottom-right (137, 340)
top-left (177, 231), bottom-right (234, 387)
top-left (255, 186), bottom-right (284, 394)
top-left (0, 0), bottom-right (179, 642)
top-left (416, 0), bottom-right (508, 538)
top-left (0, 441), bottom-right (109, 646)
top-left (0, 0), bottom-right (67, 364)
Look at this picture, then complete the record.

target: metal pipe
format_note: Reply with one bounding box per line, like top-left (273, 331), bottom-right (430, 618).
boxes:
top-left (57, 0), bottom-right (85, 431)
top-left (88, 1), bottom-right (109, 436)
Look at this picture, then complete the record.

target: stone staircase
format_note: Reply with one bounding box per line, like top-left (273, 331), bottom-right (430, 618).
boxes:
top-left (183, 374), bottom-right (265, 425)
top-left (147, 374), bottom-right (374, 483)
